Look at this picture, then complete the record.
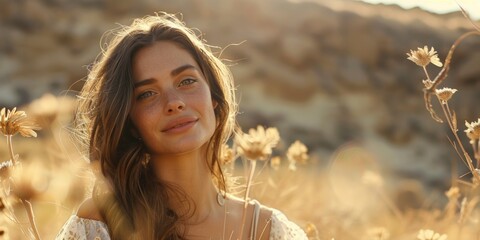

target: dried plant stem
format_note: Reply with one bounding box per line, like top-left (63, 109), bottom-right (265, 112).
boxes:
top-left (422, 66), bottom-right (431, 81)
top-left (238, 159), bottom-right (257, 240)
top-left (6, 135), bottom-right (16, 165)
top-left (21, 199), bottom-right (41, 240)
top-left (423, 31), bottom-right (480, 123)
top-left (476, 140), bottom-right (480, 168)
top-left (5, 135), bottom-right (41, 240)
top-left (454, 0), bottom-right (480, 32)
top-left (439, 101), bottom-right (480, 182)
top-left (468, 133), bottom-right (480, 169)
top-left (430, 31), bottom-right (480, 89)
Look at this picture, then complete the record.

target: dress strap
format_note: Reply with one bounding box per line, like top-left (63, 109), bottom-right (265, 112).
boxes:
top-left (250, 200), bottom-right (261, 240)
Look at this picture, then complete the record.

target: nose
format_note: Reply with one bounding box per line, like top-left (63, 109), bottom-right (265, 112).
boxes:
top-left (164, 92), bottom-right (185, 114)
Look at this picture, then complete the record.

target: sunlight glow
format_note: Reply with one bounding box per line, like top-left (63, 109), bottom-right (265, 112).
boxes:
top-left (360, 0), bottom-right (480, 19)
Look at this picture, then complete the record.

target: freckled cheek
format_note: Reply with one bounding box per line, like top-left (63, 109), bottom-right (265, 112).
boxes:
top-left (130, 107), bottom-right (158, 135)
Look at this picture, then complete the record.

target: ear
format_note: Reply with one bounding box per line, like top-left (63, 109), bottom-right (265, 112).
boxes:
top-left (212, 99), bottom-right (219, 109)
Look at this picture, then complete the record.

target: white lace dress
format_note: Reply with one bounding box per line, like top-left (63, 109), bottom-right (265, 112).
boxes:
top-left (55, 207), bottom-right (307, 240)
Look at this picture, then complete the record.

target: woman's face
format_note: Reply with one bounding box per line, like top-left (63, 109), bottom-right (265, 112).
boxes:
top-left (129, 41), bottom-right (217, 157)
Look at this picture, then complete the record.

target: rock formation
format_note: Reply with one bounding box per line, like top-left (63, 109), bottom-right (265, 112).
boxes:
top-left (1, 0), bottom-right (479, 188)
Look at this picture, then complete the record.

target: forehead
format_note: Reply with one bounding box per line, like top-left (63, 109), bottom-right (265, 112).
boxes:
top-left (132, 41), bottom-right (201, 80)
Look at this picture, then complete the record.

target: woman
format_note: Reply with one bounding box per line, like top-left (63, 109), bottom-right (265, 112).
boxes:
top-left (56, 13), bottom-right (307, 240)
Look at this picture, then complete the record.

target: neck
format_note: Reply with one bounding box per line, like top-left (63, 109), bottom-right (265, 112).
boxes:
top-left (150, 147), bottom-right (222, 222)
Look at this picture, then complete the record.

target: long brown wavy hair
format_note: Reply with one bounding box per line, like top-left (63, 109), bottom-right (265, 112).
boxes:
top-left (75, 13), bottom-right (237, 239)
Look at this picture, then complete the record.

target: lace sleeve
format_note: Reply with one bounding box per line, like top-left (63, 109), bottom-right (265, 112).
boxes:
top-left (55, 215), bottom-right (110, 240)
top-left (269, 209), bottom-right (308, 240)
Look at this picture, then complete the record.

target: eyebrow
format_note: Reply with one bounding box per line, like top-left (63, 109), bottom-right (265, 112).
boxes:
top-left (171, 64), bottom-right (196, 77)
top-left (134, 64), bottom-right (197, 89)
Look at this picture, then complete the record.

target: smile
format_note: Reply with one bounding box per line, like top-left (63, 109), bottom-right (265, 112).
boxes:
top-left (162, 117), bottom-right (199, 133)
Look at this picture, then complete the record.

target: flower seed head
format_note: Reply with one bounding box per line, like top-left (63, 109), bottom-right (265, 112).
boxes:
top-left (286, 140), bottom-right (308, 171)
top-left (435, 87), bottom-right (457, 104)
top-left (234, 126), bottom-right (280, 161)
top-left (465, 118), bottom-right (480, 142)
top-left (0, 108), bottom-right (40, 137)
top-left (407, 46), bottom-right (443, 67)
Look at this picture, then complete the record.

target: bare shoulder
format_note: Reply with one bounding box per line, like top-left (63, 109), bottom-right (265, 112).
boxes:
top-left (76, 197), bottom-right (104, 222)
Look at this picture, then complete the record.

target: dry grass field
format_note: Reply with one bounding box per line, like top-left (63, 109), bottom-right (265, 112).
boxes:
top-left (1, 4), bottom-right (480, 240)
top-left (1, 87), bottom-right (480, 240)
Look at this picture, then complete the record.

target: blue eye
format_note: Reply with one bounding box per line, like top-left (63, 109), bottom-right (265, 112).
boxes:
top-left (137, 91), bottom-right (155, 100)
top-left (178, 78), bottom-right (197, 87)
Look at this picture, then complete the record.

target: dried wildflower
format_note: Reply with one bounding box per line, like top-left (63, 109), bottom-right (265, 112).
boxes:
top-left (270, 156), bottom-right (281, 170)
top-left (286, 140), bottom-right (308, 171)
top-left (220, 144), bottom-right (235, 165)
top-left (407, 46), bottom-right (443, 67)
top-left (234, 126), bottom-right (280, 161)
top-left (465, 118), bottom-right (480, 142)
top-left (435, 88), bottom-right (457, 104)
top-left (417, 229), bottom-right (447, 240)
top-left (362, 170), bottom-right (384, 188)
top-left (366, 227), bottom-right (390, 240)
top-left (0, 108), bottom-right (39, 137)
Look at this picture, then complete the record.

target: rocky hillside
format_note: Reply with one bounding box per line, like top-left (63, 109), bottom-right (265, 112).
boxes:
top-left (1, 0), bottom-right (480, 188)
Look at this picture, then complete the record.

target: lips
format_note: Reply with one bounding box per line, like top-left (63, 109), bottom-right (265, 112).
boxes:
top-left (161, 117), bottom-right (199, 132)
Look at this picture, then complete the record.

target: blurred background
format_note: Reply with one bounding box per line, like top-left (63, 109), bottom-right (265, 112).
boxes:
top-left (1, 0), bottom-right (480, 239)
